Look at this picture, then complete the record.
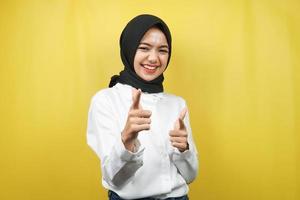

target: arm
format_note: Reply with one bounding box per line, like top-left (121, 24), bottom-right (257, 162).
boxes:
top-left (170, 107), bottom-right (199, 184)
top-left (87, 93), bottom-right (145, 187)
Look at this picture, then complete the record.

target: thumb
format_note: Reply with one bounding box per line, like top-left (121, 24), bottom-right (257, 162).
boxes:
top-left (131, 88), bottom-right (141, 109)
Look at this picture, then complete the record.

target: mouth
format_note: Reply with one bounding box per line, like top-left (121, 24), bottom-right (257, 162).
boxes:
top-left (141, 64), bottom-right (159, 74)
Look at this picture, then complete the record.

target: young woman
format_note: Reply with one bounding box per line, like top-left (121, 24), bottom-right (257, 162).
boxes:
top-left (87, 14), bottom-right (198, 200)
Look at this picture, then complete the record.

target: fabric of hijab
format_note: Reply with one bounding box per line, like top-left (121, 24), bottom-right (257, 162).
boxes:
top-left (109, 14), bottom-right (172, 93)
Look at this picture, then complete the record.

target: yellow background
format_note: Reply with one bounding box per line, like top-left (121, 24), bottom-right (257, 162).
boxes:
top-left (0, 0), bottom-right (299, 199)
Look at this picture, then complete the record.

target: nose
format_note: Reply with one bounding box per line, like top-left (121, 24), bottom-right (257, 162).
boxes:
top-left (148, 50), bottom-right (159, 64)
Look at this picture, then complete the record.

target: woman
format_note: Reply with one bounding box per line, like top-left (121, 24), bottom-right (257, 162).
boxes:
top-left (87, 14), bottom-right (198, 200)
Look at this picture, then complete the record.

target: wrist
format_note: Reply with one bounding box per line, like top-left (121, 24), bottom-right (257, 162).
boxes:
top-left (121, 134), bottom-right (136, 152)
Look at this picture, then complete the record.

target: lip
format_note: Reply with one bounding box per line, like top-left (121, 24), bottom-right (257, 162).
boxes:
top-left (141, 64), bottom-right (159, 74)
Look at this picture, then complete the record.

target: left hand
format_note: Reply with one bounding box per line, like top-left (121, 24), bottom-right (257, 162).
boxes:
top-left (169, 107), bottom-right (189, 152)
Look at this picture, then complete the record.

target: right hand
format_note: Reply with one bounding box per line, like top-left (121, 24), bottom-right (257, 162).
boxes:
top-left (121, 88), bottom-right (152, 152)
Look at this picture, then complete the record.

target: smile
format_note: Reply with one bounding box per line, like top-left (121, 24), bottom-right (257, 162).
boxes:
top-left (141, 64), bottom-right (159, 74)
top-left (142, 64), bottom-right (159, 70)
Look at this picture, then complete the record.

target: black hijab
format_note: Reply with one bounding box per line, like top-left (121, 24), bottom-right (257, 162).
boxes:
top-left (109, 14), bottom-right (172, 93)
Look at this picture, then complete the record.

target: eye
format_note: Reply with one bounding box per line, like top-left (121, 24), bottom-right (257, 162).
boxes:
top-left (138, 46), bottom-right (149, 51)
top-left (159, 49), bottom-right (169, 54)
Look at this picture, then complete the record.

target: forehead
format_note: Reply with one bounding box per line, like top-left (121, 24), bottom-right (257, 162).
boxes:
top-left (140, 27), bottom-right (168, 44)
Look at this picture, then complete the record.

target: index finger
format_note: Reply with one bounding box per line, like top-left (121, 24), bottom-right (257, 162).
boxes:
top-left (179, 107), bottom-right (187, 120)
top-left (132, 88), bottom-right (141, 109)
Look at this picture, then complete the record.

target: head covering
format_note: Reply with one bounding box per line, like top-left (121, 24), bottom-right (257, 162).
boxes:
top-left (109, 14), bottom-right (172, 93)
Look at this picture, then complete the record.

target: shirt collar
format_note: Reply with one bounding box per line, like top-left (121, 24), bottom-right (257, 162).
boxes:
top-left (115, 83), bottom-right (164, 101)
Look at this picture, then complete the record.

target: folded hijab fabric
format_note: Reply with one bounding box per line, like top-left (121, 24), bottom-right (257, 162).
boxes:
top-left (109, 14), bottom-right (172, 93)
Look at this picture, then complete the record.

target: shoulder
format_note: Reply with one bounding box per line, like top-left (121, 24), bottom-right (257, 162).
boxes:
top-left (91, 87), bottom-right (113, 102)
top-left (89, 87), bottom-right (118, 110)
top-left (90, 83), bottom-right (131, 106)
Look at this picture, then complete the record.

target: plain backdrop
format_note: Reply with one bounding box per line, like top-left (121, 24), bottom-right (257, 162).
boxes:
top-left (0, 0), bottom-right (299, 199)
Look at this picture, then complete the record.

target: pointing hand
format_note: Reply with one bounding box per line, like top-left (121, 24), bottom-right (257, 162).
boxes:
top-left (169, 107), bottom-right (189, 152)
top-left (121, 88), bottom-right (152, 152)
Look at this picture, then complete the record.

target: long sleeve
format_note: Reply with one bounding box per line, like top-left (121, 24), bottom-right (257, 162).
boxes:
top-left (87, 92), bottom-right (144, 187)
top-left (86, 84), bottom-right (199, 199)
top-left (171, 107), bottom-right (199, 184)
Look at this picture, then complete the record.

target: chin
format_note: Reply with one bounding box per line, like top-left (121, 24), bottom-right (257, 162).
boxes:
top-left (140, 74), bottom-right (157, 82)
top-left (142, 77), bottom-right (155, 82)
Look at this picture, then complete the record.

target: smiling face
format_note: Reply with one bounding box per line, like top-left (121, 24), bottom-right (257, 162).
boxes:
top-left (133, 27), bottom-right (169, 82)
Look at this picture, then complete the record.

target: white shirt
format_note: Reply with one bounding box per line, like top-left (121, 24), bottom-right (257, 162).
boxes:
top-left (87, 83), bottom-right (198, 199)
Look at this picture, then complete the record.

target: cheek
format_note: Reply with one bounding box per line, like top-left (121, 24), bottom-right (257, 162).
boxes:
top-left (160, 55), bottom-right (169, 66)
top-left (134, 51), bottom-right (145, 62)
top-left (133, 53), bottom-right (142, 70)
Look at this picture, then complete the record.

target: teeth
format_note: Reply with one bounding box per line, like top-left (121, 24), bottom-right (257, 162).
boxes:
top-left (143, 65), bottom-right (156, 70)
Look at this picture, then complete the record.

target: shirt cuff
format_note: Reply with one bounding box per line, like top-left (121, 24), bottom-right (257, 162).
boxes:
top-left (171, 142), bottom-right (196, 162)
top-left (116, 136), bottom-right (145, 162)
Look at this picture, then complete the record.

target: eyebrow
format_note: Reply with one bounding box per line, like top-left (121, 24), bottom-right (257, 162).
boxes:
top-left (139, 42), bottom-right (169, 48)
